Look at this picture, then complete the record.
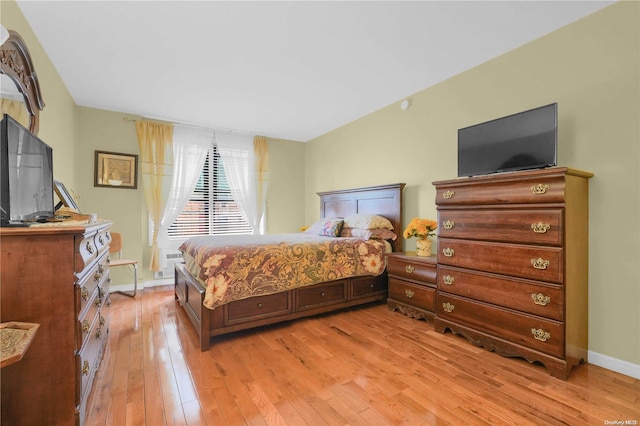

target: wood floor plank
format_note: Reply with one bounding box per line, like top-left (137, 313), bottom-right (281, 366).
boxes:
top-left (141, 291), bottom-right (168, 426)
top-left (86, 286), bottom-right (640, 425)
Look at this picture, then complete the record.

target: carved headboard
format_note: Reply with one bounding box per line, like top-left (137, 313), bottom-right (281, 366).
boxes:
top-left (317, 183), bottom-right (405, 252)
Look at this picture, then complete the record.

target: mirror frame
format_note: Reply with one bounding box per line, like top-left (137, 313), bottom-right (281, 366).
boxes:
top-left (0, 29), bottom-right (45, 135)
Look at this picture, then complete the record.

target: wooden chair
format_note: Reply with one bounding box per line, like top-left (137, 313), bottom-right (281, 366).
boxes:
top-left (109, 232), bottom-right (138, 297)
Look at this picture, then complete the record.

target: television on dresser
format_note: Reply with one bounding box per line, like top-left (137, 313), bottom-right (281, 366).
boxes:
top-left (1, 114), bottom-right (54, 227)
top-left (457, 103), bottom-right (557, 177)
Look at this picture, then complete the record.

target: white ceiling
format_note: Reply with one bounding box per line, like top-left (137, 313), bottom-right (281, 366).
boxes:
top-left (16, 1), bottom-right (614, 142)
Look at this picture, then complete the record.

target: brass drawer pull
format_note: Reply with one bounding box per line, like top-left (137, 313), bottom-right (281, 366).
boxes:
top-left (442, 248), bottom-right (455, 257)
top-left (95, 297), bottom-right (102, 308)
top-left (531, 328), bottom-right (551, 342)
top-left (94, 271), bottom-right (101, 281)
top-left (442, 190), bottom-right (455, 199)
top-left (531, 293), bottom-right (551, 306)
top-left (442, 302), bottom-right (454, 313)
top-left (404, 265), bottom-right (414, 274)
top-left (86, 241), bottom-right (94, 254)
top-left (107, 255), bottom-right (112, 264)
top-left (81, 287), bottom-right (89, 301)
top-left (443, 220), bottom-right (455, 230)
top-left (98, 235), bottom-right (105, 245)
top-left (442, 275), bottom-right (454, 285)
top-left (531, 184), bottom-right (550, 195)
top-left (405, 289), bottom-right (414, 299)
top-left (81, 320), bottom-right (90, 333)
top-left (531, 258), bottom-right (550, 270)
top-left (95, 328), bottom-right (102, 340)
top-left (82, 360), bottom-right (90, 376)
top-left (531, 222), bottom-right (551, 234)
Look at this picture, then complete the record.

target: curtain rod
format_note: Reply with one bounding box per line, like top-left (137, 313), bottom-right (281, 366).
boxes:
top-left (122, 115), bottom-right (256, 137)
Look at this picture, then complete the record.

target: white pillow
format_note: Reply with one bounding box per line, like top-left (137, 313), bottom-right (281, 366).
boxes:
top-left (342, 214), bottom-right (393, 230)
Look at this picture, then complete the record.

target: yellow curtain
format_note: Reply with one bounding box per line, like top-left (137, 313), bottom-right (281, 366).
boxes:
top-left (254, 136), bottom-right (269, 231)
top-left (0, 98), bottom-right (30, 128)
top-left (136, 120), bottom-right (174, 271)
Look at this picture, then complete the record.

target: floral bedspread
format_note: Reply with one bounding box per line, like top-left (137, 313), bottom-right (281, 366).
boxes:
top-left (179, 233), bottom-right (387, 310)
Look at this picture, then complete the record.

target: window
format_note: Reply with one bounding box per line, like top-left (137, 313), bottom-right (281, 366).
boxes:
top-left (166, 144), bottom-right (252, 239)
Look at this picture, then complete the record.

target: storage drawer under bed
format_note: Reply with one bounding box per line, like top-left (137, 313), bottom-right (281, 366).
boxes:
top-left (225, 292), bottom-right (292, 326)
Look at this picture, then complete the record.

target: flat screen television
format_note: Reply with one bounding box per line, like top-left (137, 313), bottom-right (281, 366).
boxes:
top-left (457, 103), bottom-right (557, 177)
top-left (1, 113), bottom-right (54, 226)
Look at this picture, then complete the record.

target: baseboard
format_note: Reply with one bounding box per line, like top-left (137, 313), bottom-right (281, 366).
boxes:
top-left (588, 350), bottom-right (640, 379)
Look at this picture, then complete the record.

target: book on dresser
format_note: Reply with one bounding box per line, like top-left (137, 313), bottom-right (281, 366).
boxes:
top-left (432, 167), bottom-right (592, 380)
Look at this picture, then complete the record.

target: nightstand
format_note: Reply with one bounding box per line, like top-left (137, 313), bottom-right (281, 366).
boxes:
top-left (386, 252), bottom-right (437, 323)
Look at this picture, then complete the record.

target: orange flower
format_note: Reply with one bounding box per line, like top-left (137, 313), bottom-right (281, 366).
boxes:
top-left (403, 217), bottom-right (437, 239)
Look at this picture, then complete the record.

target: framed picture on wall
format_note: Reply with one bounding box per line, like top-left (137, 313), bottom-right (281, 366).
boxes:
top-left (94, 150), bottom-right (138, 189)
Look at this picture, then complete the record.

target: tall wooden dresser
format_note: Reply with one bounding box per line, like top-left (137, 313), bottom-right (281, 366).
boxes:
top-left (432, 167), bottom-right (592, 379)
top-left (1, 221), bottom-right (112, 425)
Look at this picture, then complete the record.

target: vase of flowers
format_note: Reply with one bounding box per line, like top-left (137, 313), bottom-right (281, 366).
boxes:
top-left (403, 217), bottom-right (438, 257)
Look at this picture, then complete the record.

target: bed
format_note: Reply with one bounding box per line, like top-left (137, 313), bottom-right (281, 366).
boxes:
top-left (174, 183), bottom-right (405, 350)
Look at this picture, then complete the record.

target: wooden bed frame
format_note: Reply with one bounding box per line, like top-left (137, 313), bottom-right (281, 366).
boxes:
top-left (175, 183), bottom-right (405, 351)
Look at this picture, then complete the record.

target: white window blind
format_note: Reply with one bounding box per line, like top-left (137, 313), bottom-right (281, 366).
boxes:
top-left (166, 144), bottom-right (252, 239)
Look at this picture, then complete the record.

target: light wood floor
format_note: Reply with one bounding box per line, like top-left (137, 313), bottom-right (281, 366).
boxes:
top-left (86, 285), bottom-right (640, 425)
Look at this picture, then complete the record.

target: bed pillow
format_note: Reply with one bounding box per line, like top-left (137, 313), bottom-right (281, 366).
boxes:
top-left (340, 228), bottom-right (397, 241)
top-left (342, 214), bottom-right (394, 230)
top-left (304, 217), bottom-right (344, 237)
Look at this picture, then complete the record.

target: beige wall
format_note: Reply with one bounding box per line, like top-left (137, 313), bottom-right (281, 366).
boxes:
top-left (306, 1), bottom-right (639, 367)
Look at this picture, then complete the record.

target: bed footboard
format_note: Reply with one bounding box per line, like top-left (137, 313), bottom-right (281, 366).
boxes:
top-left (175, 263), bottom-right (210, 351)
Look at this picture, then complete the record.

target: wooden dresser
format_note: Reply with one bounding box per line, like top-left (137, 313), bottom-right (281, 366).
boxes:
top-left (1, 221), bottom-right (112, 425)
top-left (432, 167), bottom-right (592, 379)
top-left (386, 252), bottom-right (438, 323)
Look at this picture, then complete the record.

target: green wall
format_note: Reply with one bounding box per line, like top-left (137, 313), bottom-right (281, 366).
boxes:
top-left (306, 1), bottom-right (639, 367)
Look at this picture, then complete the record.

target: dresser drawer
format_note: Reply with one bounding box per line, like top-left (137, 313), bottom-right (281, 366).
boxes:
top-left (438, 293), bottom-right (564, 358)
top-left (387, 256), bottom-right (437, 284)
top-left (437, 238), bottom-right (563, 283)
top-left (388, 278), bottom-right (435, 312)
top-left (76, 263), bottom-right (101, 319)
top-left (94, 227), bottom-right (111, 257)
top-left (75, 232), bottom-right (98, 274)
top-left (76, 313), bottom-right (104, 406)
top-left (297, 280), bottom-right (347, 311)
top-left (351, 275), bottom-right (387, 299)
top-left (76, 289), bottom-right (101, 351)
top-left (438, 266), bottom-right (563, 321)
top-left (435, 174), bottom-right (566, 206)
top-left (225, 292), bottom-right (291, 325)
top-left (438, 209), bottom-right (563, 245)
